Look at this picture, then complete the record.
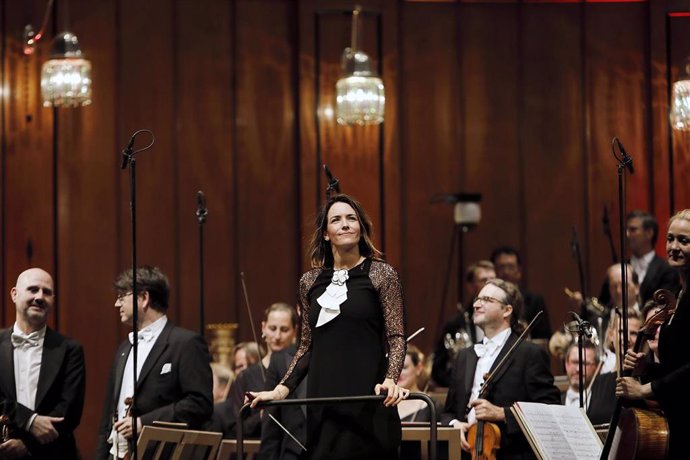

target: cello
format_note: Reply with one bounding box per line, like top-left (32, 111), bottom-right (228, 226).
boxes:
top-left (600, 289), bottom-right (674, 459)
top-left (467, 311), bottom-right (545, 460)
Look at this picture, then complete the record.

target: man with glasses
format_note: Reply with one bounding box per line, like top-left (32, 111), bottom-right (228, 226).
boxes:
top-left (0, 268), bottom-right (85, 460)
top-left (562, 340), bottom-right (615, 425)
top-left (432, 260), bottom-right (496, 387)
top-left (95, 266), bottom-right (213, 459)
top-left (441, 278), bottom-right (560, 457)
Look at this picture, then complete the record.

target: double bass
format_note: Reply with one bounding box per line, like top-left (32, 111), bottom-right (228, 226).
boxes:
top-left (600, 289), bottom-right (674, 459)
top-left (467, 311), bottom-right (545, 460)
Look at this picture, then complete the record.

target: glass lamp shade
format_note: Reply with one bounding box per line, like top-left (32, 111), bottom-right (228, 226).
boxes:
top-left (41, 58), bottom-right (92, 107)
top-left (335, 47), bottom-right (384, 126)
top-left (40, 31), bottom-right (92, 108)
top-left (336, 75), bottom-right (385, 126)
top-left (670, 78), bottom-right (690, 132)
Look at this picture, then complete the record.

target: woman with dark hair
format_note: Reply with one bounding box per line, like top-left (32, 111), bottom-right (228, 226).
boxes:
top-left (250, 194), bottom-right (408, 460)
top-left (617, 209), bottom-right (689, 459)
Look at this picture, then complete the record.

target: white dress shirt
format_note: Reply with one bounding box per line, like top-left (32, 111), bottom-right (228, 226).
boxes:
top-left (466, 327), bottom-right (511, 425)
top-left (631, 250), bottom-right (655, 285)
top-left (109, 316), bottom-right (168, 458)
top-left (12, 323), bottom-right (46, 430)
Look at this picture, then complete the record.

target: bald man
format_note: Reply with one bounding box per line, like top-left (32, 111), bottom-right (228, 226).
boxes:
top-left (0, 268), bottom-right (85, 460)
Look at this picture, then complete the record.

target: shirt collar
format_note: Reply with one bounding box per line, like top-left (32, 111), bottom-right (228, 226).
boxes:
top-left (12, 323), bottom-right (47, 340)
top-left (482, 327), bottom-right (511, 347)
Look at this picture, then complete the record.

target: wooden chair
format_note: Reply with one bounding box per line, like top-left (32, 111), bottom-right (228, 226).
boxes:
top-left (402, 425), bottom-right (463, 460)
top-left (136, 426), bottom-right (185, 459)
top-left (172, 430), bottom-right (222, 460)
top-left (215, 439), bottom-right (261, 460)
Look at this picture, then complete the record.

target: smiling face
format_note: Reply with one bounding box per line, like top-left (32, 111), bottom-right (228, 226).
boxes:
top-left (472, 284), bottom-right (512, 331)
top-left (324, 202), bottom-right (362, 252)
top-left (667, 218), bottom-right (690, 272)
top-left (11, 268), bottom-right (54, 332)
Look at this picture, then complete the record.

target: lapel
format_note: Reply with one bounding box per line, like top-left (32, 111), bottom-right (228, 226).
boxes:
top-left (136, 321), bottom-right (172, 390)
top-left (484, 332), bottom-right (518, 392)
top-left (113, 341), bottom-right (132, 403)
top-left (642, 256), bottom-right (661, 288)
top-left (0, 330), bottom-right (16, 399)
top-left (35, 328), bottom-right (66, 409)
top-left (463, 349), bottom-right (479, 398)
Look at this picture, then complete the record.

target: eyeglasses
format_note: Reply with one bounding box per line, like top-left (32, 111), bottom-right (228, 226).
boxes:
top-left (116, 292), bottom-right (133, 302)
top-left (473, 296), bottom-right (507, 306)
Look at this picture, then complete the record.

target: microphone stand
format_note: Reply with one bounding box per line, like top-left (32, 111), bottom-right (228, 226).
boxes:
top-left (571, 312), bottom-right (592, 410)
top-left (600, 137), bottom-right (633, 459)
top-left (196, 191), bottom-right (208, 336)
top-left (120, 129), bottom-right (154, 460)
top-left (613, 137), bottom-right (633, 364)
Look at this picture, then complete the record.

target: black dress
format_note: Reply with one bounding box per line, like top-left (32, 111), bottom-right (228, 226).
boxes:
top-left (281, 258), bottom-right (406, 460)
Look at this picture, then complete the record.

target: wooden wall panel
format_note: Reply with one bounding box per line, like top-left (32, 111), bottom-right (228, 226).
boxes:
top-left (174, 0), bottom-right (235, 333)
top-left (459, 4), bottom-right (521, 290)
top-left (117, 0), bottom-right (177, 311)
top-left (234, 0), bottom-right (300, 340)
top-left (55, 0), bottom-right (120, 455)
top-left (585, 4), bottom-right (650, 294)
top-left (669, 14), bottom-right (690, 211)
top-left (400, 2), bottom-right (463, 347)
top-left (2, 0), bottom-right (56, 326)
top-left (521, 4), bottom-right (584, 334)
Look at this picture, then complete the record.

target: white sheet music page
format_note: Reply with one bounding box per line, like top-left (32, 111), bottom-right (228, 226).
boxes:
top-left (516, 402), bottom-right (602, 460)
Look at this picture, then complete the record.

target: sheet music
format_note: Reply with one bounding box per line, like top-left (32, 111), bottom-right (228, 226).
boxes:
top-left (516, 402), bottom-right (602, 460)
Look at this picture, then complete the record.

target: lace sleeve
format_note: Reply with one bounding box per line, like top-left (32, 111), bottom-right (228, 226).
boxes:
top-left (370, 261), bottom-right (407, 380)
top-left (279, 268), bottom-right (321, 392)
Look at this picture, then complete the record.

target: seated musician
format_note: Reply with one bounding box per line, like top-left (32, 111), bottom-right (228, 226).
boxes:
top-left (441, 279), bottom-right (561, 458)
top-left (562, 339), bottom-right (615, 425)
top-left (616, 209), bottom-right (690, 459)
top-left (398, 345), bottom-right (435, 422)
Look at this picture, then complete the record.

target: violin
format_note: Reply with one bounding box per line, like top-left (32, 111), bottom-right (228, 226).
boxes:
top-left (0, 415), bottom-right (10, 443)
top-left (466, 311), bottom-right (545, 460)
top-left (123, 396), bottom-right (134, 460)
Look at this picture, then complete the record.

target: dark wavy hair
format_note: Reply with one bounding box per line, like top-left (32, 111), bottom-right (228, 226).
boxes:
top-left (308, 194), bottom-right (383, 268)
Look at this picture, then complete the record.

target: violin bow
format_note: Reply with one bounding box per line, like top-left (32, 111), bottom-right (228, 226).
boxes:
top-left (239, 272), bottom-right (307, 452)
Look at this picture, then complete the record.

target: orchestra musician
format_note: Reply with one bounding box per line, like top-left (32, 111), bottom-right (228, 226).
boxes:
top-left (616, 209), bottom-right (690, 459)
top-left (441, 278), bottom-right (560, 459)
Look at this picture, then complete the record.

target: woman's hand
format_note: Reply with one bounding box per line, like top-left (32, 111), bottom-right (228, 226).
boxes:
top-left (374, 378), bottom-right (410, 407)
top-left (247, 384), bottom-right (290, 408)
top-left (623, 350), bottom-right (646, 372)
top-left (615, 377), bottom-right (652, 400)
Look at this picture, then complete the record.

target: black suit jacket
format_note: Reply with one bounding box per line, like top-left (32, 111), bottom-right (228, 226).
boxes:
top-left (639, 255), bottom-right (680, 305)
top-left (95, 321), bottom-right (213, 459)
top-left (442, 332), bottom-right (561, 459)
top-left (0, 327), bottom-right (85, 460)
top-left (258, 346), bottom-right (307, 460)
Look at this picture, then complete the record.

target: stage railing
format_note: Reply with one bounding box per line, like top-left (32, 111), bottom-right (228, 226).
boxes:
top-left (237, 392), bottom-right (438, 460)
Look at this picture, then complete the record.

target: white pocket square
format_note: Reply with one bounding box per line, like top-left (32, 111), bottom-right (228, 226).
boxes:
top-left (160, 363), bottom-right (172, 374)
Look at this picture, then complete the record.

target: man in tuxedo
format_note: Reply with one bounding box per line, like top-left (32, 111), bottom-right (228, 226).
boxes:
top-left (0, 268), bottom-right (85, 460)
top-left (491, 246), bottom-right (552, 340)
top-left (432, 260), bottom-right (496, 387)
top-left (626, 210), bottom-right (679, 303)
top-left (562, 340), bottom-right (615, 425)
top-left (599, 211), bottom-right (680, 306)
top-left (441, 278), bottom-right (560, 458)
top-left (95, 266), bottom-right (213, 459)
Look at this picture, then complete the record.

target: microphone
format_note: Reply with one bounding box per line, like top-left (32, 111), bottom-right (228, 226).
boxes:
top-left (120, 134), bottom-right (136, 170)
top-left (196, 191), bottom-right (208, 224)
top-left (323, 164), bottom-right (340, 195)
top-left (615, 138), bottom-right (634, 175)
top-left (571, 312), bottom-right (593, 338)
